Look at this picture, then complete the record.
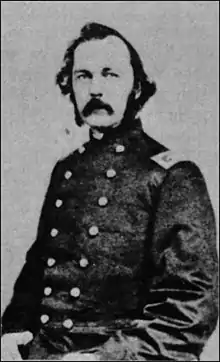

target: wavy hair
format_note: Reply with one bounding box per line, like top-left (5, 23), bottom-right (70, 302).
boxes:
top-left (56, 22), bottom-right (157, 126)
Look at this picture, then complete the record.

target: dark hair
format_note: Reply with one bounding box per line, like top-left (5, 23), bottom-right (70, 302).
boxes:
top-left (56, 22), bottom-right (157, 126)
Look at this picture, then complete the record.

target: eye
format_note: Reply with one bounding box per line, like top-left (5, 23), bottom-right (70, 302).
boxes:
top-left (104, 72), bottom-right (119, 78)
top-left (76, 74), bottom-right (89, 80)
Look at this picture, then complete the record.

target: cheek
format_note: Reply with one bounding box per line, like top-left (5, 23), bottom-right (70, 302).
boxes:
top-left (73, 84), bottom-right (90, 109)
top-left (113, 75), bottom-right (133, 96)
top-left (108, 81), bottom-right (133, 109)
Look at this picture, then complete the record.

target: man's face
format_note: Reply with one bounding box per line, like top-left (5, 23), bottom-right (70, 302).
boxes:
top-left (72, 36), bottom-right (134, 129)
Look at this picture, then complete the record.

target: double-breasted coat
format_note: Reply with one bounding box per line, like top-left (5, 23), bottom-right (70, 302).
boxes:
top-left (2, 118), bottom-right (218, 360)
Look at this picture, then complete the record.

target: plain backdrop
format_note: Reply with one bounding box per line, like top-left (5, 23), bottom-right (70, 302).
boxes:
top-left (1, 1), bottom-right (219, 360)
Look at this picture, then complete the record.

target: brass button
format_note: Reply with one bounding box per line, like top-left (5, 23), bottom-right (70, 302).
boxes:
top-left (40, 314), bottom-right (49, 324)
top-left (70, 287), bottom-right (80, 298)
top-left (63, 319), bottom-right (73, 329)
top-left (55, 199), bottom-right (63, 208)
top-left (89, 226), bottom-right (99, 236)
top-left (50, 228), bottom-right (58, 237)
top-left (98, 197), bottom-right (108, 207)
top-left (106, 169), bottom-right (116, 178)
top-left (44, 287), bottom-right (52, 296)
top-left (47, 258), bottom-right (56, 267)
top-left (79, 258), bottom-right (89, 268)
top-left (64, 170), bottom-right (72, 180)
top-left (115, 145), bottom-right (125, 153)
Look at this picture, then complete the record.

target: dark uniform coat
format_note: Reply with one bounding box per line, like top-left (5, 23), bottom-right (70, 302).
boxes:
top-left (2, 118), bottom-right (218, 361)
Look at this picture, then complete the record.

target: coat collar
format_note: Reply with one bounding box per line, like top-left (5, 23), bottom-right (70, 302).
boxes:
top-left (89, 117), bottom-right (144, 146)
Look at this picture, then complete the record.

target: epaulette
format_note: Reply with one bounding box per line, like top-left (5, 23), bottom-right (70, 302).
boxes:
top-left (150, 150), bottom-right (188, 170)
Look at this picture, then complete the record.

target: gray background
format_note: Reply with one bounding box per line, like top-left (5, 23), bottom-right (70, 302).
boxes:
top-left (1, 1), bottom-right (219, 360)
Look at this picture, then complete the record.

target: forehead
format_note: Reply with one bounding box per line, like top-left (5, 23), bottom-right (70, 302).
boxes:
top-left (74, 36), bottom-right (132, 71)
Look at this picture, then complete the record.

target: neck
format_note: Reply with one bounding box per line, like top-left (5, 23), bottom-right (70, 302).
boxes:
top-left (89, 116), bottom-right (143, 143)
top-left (90, 121), bottom-right (120, 138)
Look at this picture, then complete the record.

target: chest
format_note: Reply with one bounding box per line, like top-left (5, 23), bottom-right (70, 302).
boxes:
top-left (54, 152), bottom-right (154, 228)
top-left (42, 150), bottom-right (161, 269)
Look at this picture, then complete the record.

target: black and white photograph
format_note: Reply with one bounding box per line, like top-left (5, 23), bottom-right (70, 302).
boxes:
top-left (1, 1), bottom-right (219, 361)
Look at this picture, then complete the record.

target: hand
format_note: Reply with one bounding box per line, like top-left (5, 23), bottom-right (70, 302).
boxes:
top-left (1, 331), bottom-right (33, 361)
top-left (61, 352), bottom-right (100, 361)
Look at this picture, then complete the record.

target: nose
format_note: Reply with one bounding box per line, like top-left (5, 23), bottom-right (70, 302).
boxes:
top-left (90, 77), bottom-right (103, 98)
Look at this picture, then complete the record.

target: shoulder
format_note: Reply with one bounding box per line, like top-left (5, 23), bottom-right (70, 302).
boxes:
top-left (47, 151), bottom-right (76, 185)
top-left (140, 131), bottom-right (195, 172)
top-left (53, 143), bottom-right (87, 173)
top-left (47, 141), bottom-right (91, 186)
top-left (150, 148), bottom-right (209, 200)
top-left (150, 149), bottom-right (189, 170)
top-left (150, 149), bottom-right (201, 177)
top-left (141, 134), bottom-right (206, 189)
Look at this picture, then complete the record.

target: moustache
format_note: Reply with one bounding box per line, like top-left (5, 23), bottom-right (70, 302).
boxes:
top-left (82, 99), bottom-right (114, 117)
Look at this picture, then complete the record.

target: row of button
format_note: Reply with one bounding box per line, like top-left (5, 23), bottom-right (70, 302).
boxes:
top-left (40, 315), bottom-right (75, 329)
top-left (50, 225), bottom-right (102, 238)
top-left (49, 227), bottom-right (99, 244)
top-left (44, 286), bottom-right (80, 298)
top-left (78, 143), bottom-right (125, 154)
top-left (64, 167), bottom-right (117, 181)
top-left (55, 196), bottom-right (108, 210)
top-left (47, 257), bottom-right (88, 268)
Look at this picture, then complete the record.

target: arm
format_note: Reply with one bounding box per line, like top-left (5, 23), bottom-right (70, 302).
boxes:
top-left (1, 162), bottom-right (60, 335)
top-left (79, 161), bottom-right (218, 361)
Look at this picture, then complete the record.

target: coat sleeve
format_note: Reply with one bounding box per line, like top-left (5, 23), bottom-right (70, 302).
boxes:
top-left (1, 162), bottom-right (60, 335)
top-left (83, 161), bottom-right (219, 361)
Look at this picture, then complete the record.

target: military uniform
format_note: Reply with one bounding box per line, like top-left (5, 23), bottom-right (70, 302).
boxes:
top-left (2, 118), bottom-right (218, 361)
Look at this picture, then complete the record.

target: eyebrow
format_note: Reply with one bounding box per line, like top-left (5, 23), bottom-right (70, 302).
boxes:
top-left (73, 69), bottom-right (91, 74)
top-left (73, 67), bottom-right (116, 75)
top-left (102, 67), bottom-right (113, 72)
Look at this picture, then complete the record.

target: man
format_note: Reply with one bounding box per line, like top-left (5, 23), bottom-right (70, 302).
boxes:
top-left (1, 22), bottom-right (218, 361)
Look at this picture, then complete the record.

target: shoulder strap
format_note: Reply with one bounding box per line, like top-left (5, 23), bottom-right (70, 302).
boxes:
top-left (150, 150), bottom-right (188, 170)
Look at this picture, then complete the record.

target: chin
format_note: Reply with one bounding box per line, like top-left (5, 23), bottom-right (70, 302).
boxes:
top-left (85, 115), bottom-right (120, 129)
